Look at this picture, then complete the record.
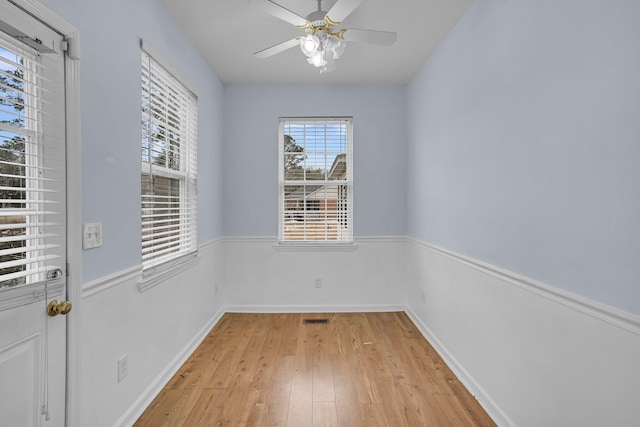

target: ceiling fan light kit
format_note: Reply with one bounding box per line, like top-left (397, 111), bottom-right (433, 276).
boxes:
top-left (299, 17), bottom-right (346, 73)
top-left (251, 0), bottom-right (397, 73)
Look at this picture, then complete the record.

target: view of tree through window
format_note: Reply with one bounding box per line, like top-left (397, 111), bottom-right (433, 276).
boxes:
top-left (141, 106), bottom-right (182, 262)
top-left (280, 118), bottom-right (352, 242)
top-left (0, 46), bottom-right (27, 288)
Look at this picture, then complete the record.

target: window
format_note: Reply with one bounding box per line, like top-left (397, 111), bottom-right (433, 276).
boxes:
top-left (279, 117), bottom-right (353, 243)
top-left (0, 28), bottom-right (66, 289)
top-left (141, 49), bottom-right (197, 272)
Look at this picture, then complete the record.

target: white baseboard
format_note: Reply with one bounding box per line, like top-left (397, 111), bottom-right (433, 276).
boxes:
top-left (224, 304), bottom-right (406, 313)
top-left (114, 309), bottom-right (225, 427)
top-left (404, 307), bottom-right (514, 427)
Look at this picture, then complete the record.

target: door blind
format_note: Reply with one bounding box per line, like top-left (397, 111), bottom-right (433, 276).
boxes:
top-left (141, 50), bottom-right (198, 271)
top-left (0, 28), bottom-right (65, 289)
top-left (279, 117), bottom-right (353, 242)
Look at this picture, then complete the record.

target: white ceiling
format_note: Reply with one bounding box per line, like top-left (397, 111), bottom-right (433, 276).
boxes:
top-left (161, 0), bottom-right (473, 85)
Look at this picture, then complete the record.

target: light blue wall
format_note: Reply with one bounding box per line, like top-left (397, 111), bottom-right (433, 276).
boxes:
top-left (39, 0), bottom-right (225, 283)
top-left (35, 0), bottom-right (640, 314)
top-left (407, 0), bottom-right (640, 313)
top-left (223, 84), bottom-right (407, 237)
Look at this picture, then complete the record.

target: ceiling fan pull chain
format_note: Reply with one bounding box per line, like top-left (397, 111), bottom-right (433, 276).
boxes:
top-left (41, 282), bottom-right (51, 421)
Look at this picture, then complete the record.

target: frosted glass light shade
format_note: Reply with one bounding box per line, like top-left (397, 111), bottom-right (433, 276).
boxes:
top-left (307, 52), bottom-right (326, 67)
top-left (300, 35), bottom-right (320, 57)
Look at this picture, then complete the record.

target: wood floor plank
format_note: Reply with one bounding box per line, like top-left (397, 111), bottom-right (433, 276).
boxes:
top-left (215, 320), bottom-right (269, 424)
top-left (337, 314), bottom-right (382, 404)
top-left (132, 389), bottom-right (186, 427)
top-left (203, 320), bottom-right (257, 389)
top-left (259, 354), bottom-right (295, 426)
top-left (278, 313), bottom-right (300, 356)
top-left (312, 401), bottom-right (339, 427)
top-left (250, 316), bottom-right (285, 392)
top-left (181, 388), bottom-right (226, 426)
top-left (291, 315), bottom-right (314, 397)
top-left (286, 399), bottom-right (313, 427)
top-left (367, 313), bottom-right (450, 423)
top-left (312, 323), bottom-right (336, 402)
top-left (135, 312), bottom-right (496, 427)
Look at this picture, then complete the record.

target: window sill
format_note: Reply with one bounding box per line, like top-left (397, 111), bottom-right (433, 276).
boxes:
top-left (273, 242), bottom-right (358, 252)
top-left (137, 252), bottom-right (199, 293)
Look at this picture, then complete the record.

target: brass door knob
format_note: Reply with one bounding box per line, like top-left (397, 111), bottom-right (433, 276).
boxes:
top-left (47, 300), bottom-right (72, 316)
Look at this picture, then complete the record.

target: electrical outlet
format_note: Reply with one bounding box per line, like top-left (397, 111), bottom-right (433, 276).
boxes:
top-left (117, 354), bottom-right (128, 383)
top-left (314, 278), bottom-right (322, 288)
top-left (421, 291), bottom-right (426, 304)
top-left (83, 222), bottom-right (102, 249)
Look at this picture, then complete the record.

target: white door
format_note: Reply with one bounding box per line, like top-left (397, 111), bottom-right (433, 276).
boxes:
top-left (0, 1), bottom-right (68, 425)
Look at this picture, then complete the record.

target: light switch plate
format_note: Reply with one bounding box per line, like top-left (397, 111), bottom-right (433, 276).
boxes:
top-left (83, 222), bottom-right (102, 249)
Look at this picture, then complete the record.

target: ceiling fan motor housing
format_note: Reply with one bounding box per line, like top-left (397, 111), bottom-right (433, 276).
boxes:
top-left (306, 10), bottom-right (328, 25)
top-left (303, 10), bottom-right (342, 41)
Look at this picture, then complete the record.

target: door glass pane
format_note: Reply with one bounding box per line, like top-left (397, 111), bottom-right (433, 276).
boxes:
top-left (0, 32), bottom-right (65, 289)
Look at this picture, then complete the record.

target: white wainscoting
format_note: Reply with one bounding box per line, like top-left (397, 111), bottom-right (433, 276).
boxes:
top-left (79, 239), bottom-right (224, 427)
top-left (78, 235), bottom-right (640, 427)
top-left (405, 238), bottom-right (640, 427)
top-left (222, 236), bottom-right (407, 313)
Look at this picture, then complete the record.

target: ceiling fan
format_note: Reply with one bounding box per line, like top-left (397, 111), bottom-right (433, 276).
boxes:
top-left (250, 0), bottom-right (397, 73)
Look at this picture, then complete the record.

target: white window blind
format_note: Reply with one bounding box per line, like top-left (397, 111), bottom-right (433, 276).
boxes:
top-left (0, 30), bottom-right (66, 289)
top-left (141, 50), bottom-right (197, 271)
top-left (279, 117), bottom-right (353, 243)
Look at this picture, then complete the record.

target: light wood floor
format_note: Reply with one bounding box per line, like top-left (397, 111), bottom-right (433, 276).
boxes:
top-left (134, 312), bottom-right (495, 426)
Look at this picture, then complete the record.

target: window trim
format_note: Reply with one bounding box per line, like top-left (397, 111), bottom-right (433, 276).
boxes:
top-left (278, 116), bottom-right (354, 245)
top-left (273, 241), bottom-right (357, 252)
top-left (136, 252), bottom-right (199, 292)
top-left (140, 42), bottom-right (198, 280)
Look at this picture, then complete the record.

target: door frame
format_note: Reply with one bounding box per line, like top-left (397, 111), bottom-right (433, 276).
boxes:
top-left (11, 1), bottom-right (82, 425)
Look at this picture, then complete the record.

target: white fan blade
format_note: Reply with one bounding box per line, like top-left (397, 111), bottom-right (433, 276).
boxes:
top-left (249, 0), bottom-right (308, 27)
top-left (342, 29), bottom-right (397, 46)
top-left (254, 38), bottom-right (300, 59)
top-left (326, 0), bottom-right (364, 23)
